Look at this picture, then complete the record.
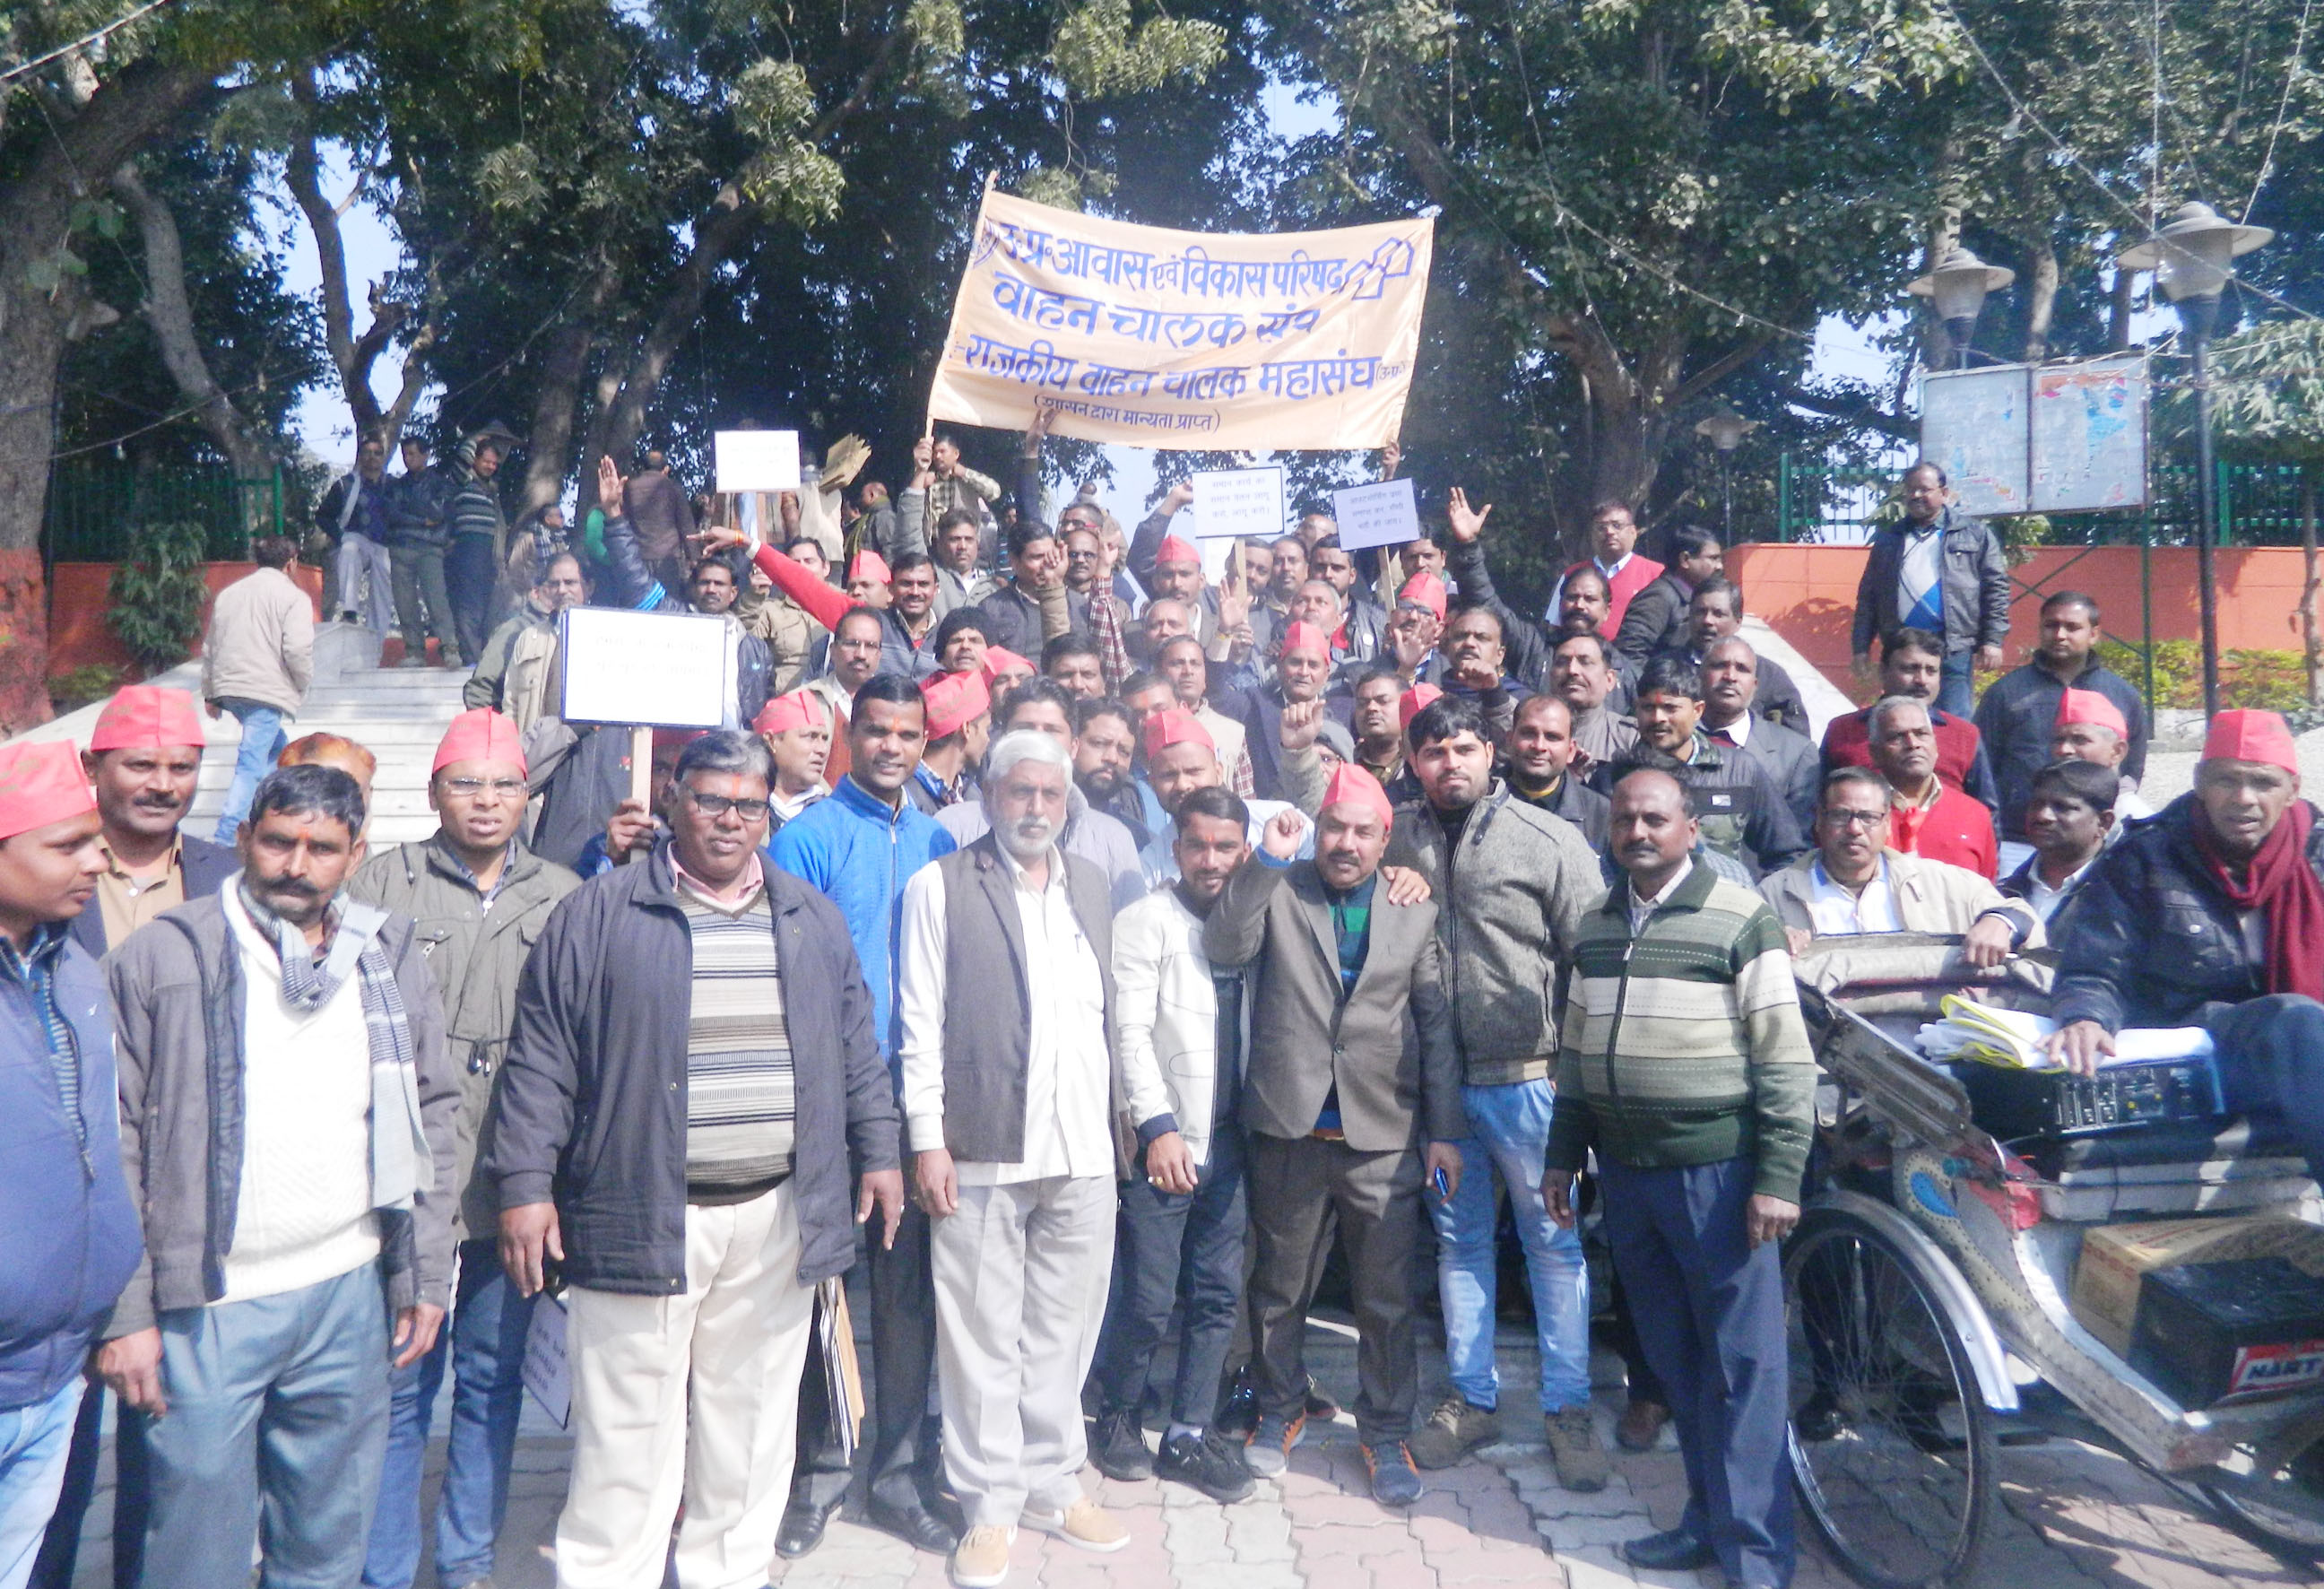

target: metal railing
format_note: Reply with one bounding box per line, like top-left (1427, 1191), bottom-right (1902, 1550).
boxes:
top-left (1773, 454), bottom-right (2318, 547)
top-left (42, 460), bottom-right (284, 562)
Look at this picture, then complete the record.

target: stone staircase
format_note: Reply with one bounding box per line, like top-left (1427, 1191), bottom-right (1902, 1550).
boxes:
top-left (12, 623), bottom-right (471, 847)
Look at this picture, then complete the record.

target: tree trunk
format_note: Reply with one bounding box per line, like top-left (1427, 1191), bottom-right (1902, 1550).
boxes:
top-left (521, 257), bottom-right (623, 512)
top-left (2302, 472), bottom-right (2322, 708)
top-left (2022, 230), bottom-right (2060, 363)
top-left (0, 58), bottom-right (216, 730)
top-left (2108, 267), bottom-right (2137, 352)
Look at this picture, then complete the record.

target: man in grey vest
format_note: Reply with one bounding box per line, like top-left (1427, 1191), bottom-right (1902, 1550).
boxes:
top-left (898, 730), bottom-right (1126, 1589)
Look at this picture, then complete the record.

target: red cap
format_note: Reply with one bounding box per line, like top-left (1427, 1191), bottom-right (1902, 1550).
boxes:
top-left (0, 740), bottom-right (96, 841)
top-left (2055, 688), bottom-right (2129, 741)
top-left (89, 685), bottom-right (206, 752)
top-left (1279, 621), bottom-right (1328, 660)
top-left (847, 550), bottom-right (891, 586)
top-left (753, 689), bottom-right (828, 736)
top-left (981, 647), bottom-right (1033, 684)
top-left (1142, 706), bottom-right (1215, 761)
top-left (432, 708), bottom-right (526, 776)
top-left (1319, 760), bottom-right (1393, 832)
top-left (2203, 708), bottom-right (2299, 774)
top-left (922, 669), bottom-right (992, 740)
top-left (1398, 571), bottom-right (1447, 622)
top-left (1399, 682), bottom-right (1444, 730)
top-left (1155, 534), bottom-right (1201, 568)
top-left (651, 727), bottom-right (708, 754)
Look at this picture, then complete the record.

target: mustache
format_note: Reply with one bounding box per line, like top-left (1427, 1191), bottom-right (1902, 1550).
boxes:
top-left (254, 877), bottom-right (322, 900)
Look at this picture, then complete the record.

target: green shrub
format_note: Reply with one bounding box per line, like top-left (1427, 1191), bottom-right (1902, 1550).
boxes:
top-left (48, 663), bottom-right (124, 714)
top-left (108, 519), bottom-right (211, 674)
top-left (2096, 638), bottom-right (2310, 711)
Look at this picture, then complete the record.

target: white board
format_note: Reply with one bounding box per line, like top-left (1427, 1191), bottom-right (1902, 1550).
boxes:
top-left (1191, 465), bottom-right (1288, 540)
top-left (2031, 356), bottom-right (2147, 512)
top-left (1331, 477), bottom-right (1422, 552)
top-left (1921, 367), bottom-right (2028, 517)
top-left (559, 606), bottom-right (733, 727)
top-left (713, 430), bottom-right (802, 494)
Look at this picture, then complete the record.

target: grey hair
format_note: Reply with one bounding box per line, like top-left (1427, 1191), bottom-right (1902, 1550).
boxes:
top-left (984, 727), bottom-right (1071, 788)
top-left (1867, 694), bottom-right (1932, 739)
top-left (673, 728), bottom-right (773, 786)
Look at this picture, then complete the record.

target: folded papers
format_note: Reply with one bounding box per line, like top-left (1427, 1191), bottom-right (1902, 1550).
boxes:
top-left (1917, 994), bottom-right (2213, 1071)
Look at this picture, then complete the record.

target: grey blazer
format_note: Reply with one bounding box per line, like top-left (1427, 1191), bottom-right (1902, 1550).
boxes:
top-left (1202, 859), bottom-right (1465, 1154)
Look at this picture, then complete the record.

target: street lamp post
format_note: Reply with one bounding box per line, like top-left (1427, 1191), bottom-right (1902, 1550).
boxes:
top-left (2118, 201), bottom-right (2274, 717)
top-left (1907, 246), bottom-right (2016, 369)
top-left (1694, 407), bottom-right (1759, 541)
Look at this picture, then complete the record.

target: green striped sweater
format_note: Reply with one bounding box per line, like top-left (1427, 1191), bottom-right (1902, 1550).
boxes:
top-left (1545, 862), bottom-right (1817, 1202)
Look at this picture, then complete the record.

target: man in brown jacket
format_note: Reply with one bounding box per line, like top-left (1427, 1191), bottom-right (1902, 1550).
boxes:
top-left (1204, 761), bottom-right (1464, 1509)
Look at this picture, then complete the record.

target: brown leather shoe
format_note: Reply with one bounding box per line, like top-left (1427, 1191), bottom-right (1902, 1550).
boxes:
top-left (1616, 1398), bottom-right (1669, 1453)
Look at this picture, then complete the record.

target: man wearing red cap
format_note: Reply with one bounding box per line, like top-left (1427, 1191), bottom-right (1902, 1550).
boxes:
top-left (845, 549), bottom-right (894, 609)
top-left (757, 690), bottom-right (836, 829)
top-left (1215, 620), bottom-right (1342, 805)
top-left (910, 670), bottom-right (992, 814)
top-left (68, 688), bottom-right (237, 959)
top-left (1135, 707), bottom-right (1314, 888)
top-left (2051, 686), bottom-right (2154, 821)
top-left (0, 742), bottom-right (140, 1589)
top-left (351, 710), bottom-right (580, 1589)
top-left (2049, 710), bottom-right (2324, 1173)
top-left (1128, 483), bottom-right (1221, 644)
top-left (1205, 760), bottom-right (1464, 1509)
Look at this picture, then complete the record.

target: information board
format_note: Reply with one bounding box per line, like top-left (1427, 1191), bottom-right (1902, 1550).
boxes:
top-left (2031, 357), bottom-right (2146, 512)
top-left (1331, 477), bottom-right (1422, 552)
top-left (558, 607), bottom-right (733, 728)
top-left (1921, 366), bottom-right (2028, 517)
top-left (1192, 465), bottom-right (1288, 539)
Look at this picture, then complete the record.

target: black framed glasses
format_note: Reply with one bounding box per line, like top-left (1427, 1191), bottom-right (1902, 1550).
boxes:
top-left (686, 789), bottom-right (772, 821)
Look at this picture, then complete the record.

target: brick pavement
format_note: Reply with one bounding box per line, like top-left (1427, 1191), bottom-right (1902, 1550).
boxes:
top-left (64, 1315), bottom-right (2324, 1589)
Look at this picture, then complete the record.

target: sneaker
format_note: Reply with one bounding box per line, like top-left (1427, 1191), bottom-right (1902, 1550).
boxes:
top-left (1156, 1429), bottom-right (1256, 1503)
top-left (1362, 1440), bottom-right (1424, 1507)
top-left (1302, 1376), bottom-right (1341, 1420)
top-left (1088, 1407), bottom-right (1153, 1481)
top-left (1616, 1397), bottom-right (1670, 1452)
top-left (1021, 1497), bottom-right (1128, 1553)
top-left (1215, 1368), bottom-right (1259, 1438)
top-left (1407, 1395), bottom-right (1498, 1470)
top-left (950, 1524), bottom-right (1015, 1588)
top-left (1545, 1405), bottom-right (1611, 1492)
top-left (1242, 1411), bottom-right (1305, 1477)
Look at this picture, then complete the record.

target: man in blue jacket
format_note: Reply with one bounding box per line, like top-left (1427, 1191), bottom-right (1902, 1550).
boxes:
top-left (767, 673), bottom-right (960, 1558)
top-left (0, 740), bottom-right (142, 1589)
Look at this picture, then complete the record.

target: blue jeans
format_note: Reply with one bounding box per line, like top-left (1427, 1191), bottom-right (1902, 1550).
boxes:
top-left (364, 1241), bottom-right (535, 1589)
top-left (0, 1379), bottom-right (83, 1589)
top-left (1427, 1079), bottom-right (1592, 1412)
top-left (142, 1265), bottom-right (390, 1589)
top-left (1935, 650), bottom-right (1975, 717)
top-left (212, 697), bottom-right (289, 844)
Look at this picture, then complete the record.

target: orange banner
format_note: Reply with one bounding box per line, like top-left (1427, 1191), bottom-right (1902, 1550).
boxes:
top-left (927, 189), bottom-right (1434, 450)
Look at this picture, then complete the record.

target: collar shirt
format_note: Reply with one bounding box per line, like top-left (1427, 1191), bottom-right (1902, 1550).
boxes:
top-left (1705, 713), bottom-right (1753, 749)
top-left (96, 836), bottom-right (187, 945)
top-left (1627, 855), bottom-right (1695, 936)
top-left (1, 922), bottom-right (79, 1145)
top-left (1806, 857), bottom-right (1903, 936)
top-left (438, 838), bottom-right (515, 915)
top-left (770, 782), bottom-right (831, 827)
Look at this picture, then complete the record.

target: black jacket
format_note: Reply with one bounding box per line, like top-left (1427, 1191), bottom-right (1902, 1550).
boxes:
top-left (1444, 537), bottom-right (1554, 691)
top-left (1506, 774), bottom-right (1610, 850)
top-left (1592, 731), bottom-right (1809, 877)
top-left (1728, 717), bottom-right (1819, 837)
top-left (487, 844), bottom-right (899, 1294)
top-left (1851, 509), bottom-right (2011, 659)
top-left (1614, 573), bottom-right (1692, 666)
top-left (1974, 659), bottom-right (2148, 841)
top-left (2053, 794), bottom-right (2324, 1031)
top-left (68, 835), bottom-right (238, 957)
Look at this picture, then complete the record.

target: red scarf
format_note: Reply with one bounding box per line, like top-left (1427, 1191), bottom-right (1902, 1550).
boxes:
top-left (2194, 799), bottom-right (2324, 1002)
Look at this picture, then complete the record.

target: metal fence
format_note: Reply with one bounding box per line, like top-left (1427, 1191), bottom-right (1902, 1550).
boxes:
top-left (43, 460), bottom-right (284, 562)
top-left (1773, 454), bottom-right (2320, 547)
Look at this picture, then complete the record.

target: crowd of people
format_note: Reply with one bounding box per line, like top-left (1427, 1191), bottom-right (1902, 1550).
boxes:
top-left (4, 428), bottom-right (2322, 1589)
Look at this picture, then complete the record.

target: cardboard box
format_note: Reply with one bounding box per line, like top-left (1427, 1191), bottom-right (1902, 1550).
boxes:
top-left (2070, 1216), bottom-right (2324, 1357)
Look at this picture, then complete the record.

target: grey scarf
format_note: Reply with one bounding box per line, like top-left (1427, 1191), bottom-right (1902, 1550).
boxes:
top-left (238, 882), bottom-right (431, 1211)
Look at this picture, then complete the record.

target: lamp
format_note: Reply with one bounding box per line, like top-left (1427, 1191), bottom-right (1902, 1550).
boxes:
top-left (1694, 408), bottom-right (1761, 539)
top-left (1907, 246), bottom-right (2016, 369)
top-left (2117, 201), bottom-right (2274, 716)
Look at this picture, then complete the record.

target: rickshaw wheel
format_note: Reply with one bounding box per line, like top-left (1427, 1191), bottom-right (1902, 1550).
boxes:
top-left (1785, 1208), bottom-right (1997, 1589)
top-left (2204, 1431), bottom-right (2324, 1559)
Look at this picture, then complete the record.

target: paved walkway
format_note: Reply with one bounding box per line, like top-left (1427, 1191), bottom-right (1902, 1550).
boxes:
top-left (64, 1310), bottom-right (2324, 1589)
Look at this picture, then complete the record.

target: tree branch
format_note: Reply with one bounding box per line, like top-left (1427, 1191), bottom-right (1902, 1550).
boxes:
top-left (1669, 332), bottom-right (1776, 409)
top-left (1775, 383), bottom-right (1917, 441)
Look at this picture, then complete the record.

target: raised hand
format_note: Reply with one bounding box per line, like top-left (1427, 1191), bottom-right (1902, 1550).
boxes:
top-left (1445, 486), bottom-right (1492, 544)
top-left (1262, 806), bottom-right (1305, 859)
top-left (1218, 564), bottom-right (1252, 630)
top-left (1279, 699), bottom-right (1323, 751)
top-left (595, 454), bottom-right (625, 513)
top-left (1381, 439), bottom-right (1402, 481)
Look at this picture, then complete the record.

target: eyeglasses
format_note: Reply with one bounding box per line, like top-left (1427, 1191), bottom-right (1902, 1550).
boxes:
top-left (442, 777), bottom-right (526, 799)
top-left (1819, 809), bottom-right (1888, 830)
top-left (687, 788), bottom-right (771, 821)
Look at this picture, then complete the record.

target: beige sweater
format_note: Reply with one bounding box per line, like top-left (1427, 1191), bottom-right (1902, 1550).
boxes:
top-left (202, 566), bottom-right (315, 714)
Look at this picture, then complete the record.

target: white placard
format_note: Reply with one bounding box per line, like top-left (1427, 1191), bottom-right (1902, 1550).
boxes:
top-left (2031, 356), bottom-right (2147, 513)
top-left (1331, 477), bottom-right (1421, 551)
top-left (522, 1293), bottom-right (570, 1428)
top-left (559, 606), bottom-right (733, 727)
top-left (714, 430), bottom-right (802, 494)
top-left (1192, 465), bottom-right (1288, 540)
top-left (1921, 366), bottom-right (2028, 517)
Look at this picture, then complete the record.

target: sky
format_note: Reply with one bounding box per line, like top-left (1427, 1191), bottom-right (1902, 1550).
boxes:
top-left (273, 76), bottom-right (1924, 524)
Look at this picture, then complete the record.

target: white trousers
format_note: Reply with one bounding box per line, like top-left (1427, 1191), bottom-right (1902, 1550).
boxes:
top-left (556, 1184), bottom-right (815, 1589)
top-left (932, 1174), bottom-right (1116, 1527)
top-left (336, 532), bottom-right (395, 634)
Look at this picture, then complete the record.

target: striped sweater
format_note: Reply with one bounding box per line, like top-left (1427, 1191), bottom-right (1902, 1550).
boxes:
top-left (1545, 862), bottom-right (1817, 1202)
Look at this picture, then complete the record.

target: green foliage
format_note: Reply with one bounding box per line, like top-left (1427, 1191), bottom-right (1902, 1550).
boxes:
top-left (2199, 323), bottom-right (2324, 465)
top-left (1052, 0), bottom-right (1229, 98)
top-left (2097, 638), bottom-right (2311, 711)
top-left (48, 664), bottom-right (126, 715)
top-left (107, 520), bottom-right (212, 675)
